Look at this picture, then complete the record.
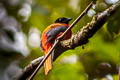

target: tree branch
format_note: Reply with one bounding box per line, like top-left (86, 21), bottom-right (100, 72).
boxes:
top-left (61, 2), bottom-right (120, 49)
top-left (16, 56), bottom-right (44, 80)
top-left (16, 2), bottom-right (120, 80)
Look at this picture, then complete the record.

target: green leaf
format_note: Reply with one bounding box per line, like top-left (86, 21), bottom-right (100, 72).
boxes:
top-left (107, 7), bottom-right (120, 37)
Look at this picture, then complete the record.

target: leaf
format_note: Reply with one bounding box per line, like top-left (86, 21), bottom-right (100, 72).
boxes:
top-left (107, 7), bottom-right (120, 37)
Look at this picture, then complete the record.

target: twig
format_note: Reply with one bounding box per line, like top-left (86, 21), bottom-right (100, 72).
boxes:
top-left (28, 1), bottom-right (93, 80)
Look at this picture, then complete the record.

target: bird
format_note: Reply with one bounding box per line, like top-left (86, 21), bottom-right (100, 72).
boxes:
top-left (40, 17), bottom-right (72, 75)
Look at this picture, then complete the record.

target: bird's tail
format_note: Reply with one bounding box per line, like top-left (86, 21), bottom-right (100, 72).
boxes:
top-left (44, 47), bottom-right (53, 75)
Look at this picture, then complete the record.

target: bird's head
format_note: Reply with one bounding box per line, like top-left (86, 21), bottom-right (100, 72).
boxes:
top-left (55, 17), bottom-right (72, 24)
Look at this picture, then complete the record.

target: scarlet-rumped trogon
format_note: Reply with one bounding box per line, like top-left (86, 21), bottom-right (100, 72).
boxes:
top-left (40, 17), bottom-right (72, 75)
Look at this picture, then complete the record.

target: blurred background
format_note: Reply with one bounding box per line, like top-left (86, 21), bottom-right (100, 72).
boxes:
top-left (0, 0), bottom-right (119, 80)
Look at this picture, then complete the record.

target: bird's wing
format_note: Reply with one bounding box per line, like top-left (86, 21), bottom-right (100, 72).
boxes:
top-left (45, 26), bottom-right (67, 44)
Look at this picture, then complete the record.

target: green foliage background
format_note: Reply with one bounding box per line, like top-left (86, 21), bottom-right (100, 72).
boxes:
top-left (21, 0), bottom-right (120, 80)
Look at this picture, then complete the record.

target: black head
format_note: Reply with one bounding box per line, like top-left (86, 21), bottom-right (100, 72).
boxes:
top-left (55, 17), bottom-right (72, 24)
